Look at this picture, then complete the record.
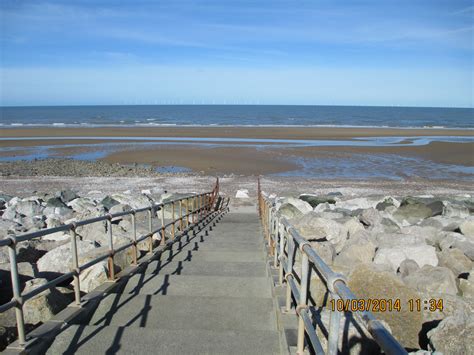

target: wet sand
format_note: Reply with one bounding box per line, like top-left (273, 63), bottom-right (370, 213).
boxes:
top-left (102, 145), bottom-right (298, 175)
top-left (1, 126), bottom-right (473, 140)
top-left (286, 142), bottom-right (474, 167)
top-left (0, 127), bottom-right (472, 177)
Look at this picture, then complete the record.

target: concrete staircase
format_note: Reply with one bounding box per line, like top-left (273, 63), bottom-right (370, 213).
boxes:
top-left (44, 211), bottom-right (284, 354)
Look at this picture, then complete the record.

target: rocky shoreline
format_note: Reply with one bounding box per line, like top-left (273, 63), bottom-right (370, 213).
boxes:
top-left (1, 183), bottom-right (473, 352)
top-left (0, 159), bottom-right (193, 178)
top-left (265, 192), bottom-right (474, 353)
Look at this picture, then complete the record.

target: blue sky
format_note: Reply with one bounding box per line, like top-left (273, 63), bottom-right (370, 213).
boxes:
top-left (0, 0), bottom-right (473, 107)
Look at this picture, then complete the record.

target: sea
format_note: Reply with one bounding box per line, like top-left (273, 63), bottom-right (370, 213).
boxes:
top-left (1, 105), bottom-right (473, 180)
top-left (0, 105), bottom-right (473, 128)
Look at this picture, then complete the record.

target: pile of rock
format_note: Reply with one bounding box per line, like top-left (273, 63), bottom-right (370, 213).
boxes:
top-left (272, 192), bottom-right (473, 353)
top-left (0, 159), bottom-right (175, 178)
top-left (0, 186), bottom-right (184, 339)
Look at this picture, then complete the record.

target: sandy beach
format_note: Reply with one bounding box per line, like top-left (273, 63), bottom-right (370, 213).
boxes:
top-left (1, 126), bottom-right (474, 139)
top-left (0, 127), bottom-right (473, 178)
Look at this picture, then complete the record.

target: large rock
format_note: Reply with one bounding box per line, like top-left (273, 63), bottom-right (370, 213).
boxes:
top-left (358, 208), bottom-right (382, 227)
top-left (277, 197), bottom-right (312, 220)
top-left (1, 206), bottom-right (17, 220)
top-left (371, 217), bottom-right (400, 234)
top-left (43, 206), bottom-right (73, 219)
top-left (15, 200), bottom-right (43, 217)
top-left (78, 261), bottom-right (109, 293)
top-left (460, 277), bottom-right (474, 299)
top-left (398, 259), bottom-right (420, 277)
top-left (37, 241), bottom-right (98, 275)
top-left (292, 212), bottom-right (343, 243)
top-left (0, 193), bottom-right (13, 203)
top-left (375, 232), bottom-right (426, 249)
top-left (375, 197), bottom-right (400, 211)
top-left (278, 203), bottom-right (303, 220)
top-left (46, 197), bottom-right (68, 208)
top-left (101, 196), bottom-right (120, 211)
top-left (109, 203), bottom-right (132, 215)
top-left (334, 231), bottom-right (376, 268)
top-left (427, 311), bottom-right (474, 354)
top-left (315, 211), bottom-right (345, 220)
top-left (67, 198), bottom-right (98, 214)
top-left (438, 232), bottom-right (474, 261)
top-left (420, 216), bottom-right (463, 231)
top-left (313, 202), bottom-right (335, 213)
top-left (335, 197), bottom-right (379, 211)
top-left (400, 225), bottom-right (440, 247)
top-left (22, 278), bottom-right (70, 325)
top-left (438, 248), bottom-right (472, 277)
top-left (459, 219), bottom-right (474, 238)
top-left (418, 291), bottom-right (474, 324)
top-left (235, 189), bottom-right (249, 198)
top-left (373, 245), bottom-right (438, 271)
top-left (74, 214), bottom-right (109, 246)
top-left (443, 203), bottom-right (470, 218)
top-left (0, 220), bottom-right (19, 239)
top-left (57, 190), bottom-right (78, 203)
top-left (348, 263), bottom-right (422, 349)
top-left (403, 265), bottom-right (458, 295)
top-left (18, 216), bottom-right (46, 231)
top-left (393, 204), bottom-right (432, 225)
top-left (298, 194), bottom-right (336, 208)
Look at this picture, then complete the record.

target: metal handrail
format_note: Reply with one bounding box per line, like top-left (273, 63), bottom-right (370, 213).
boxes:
top-left (257, 177), bottom-right (407, 355)
top-left (1, 178), bottom-right (221, 348)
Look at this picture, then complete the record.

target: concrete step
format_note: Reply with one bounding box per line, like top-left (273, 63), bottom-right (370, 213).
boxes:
top-left (159, 249), bottom-right (264, 263)
top-left (46, 325), bottom-right (281, 354)
top-left (218, 213), bottom-right (261, 224)
top-left (208, 227), bottom-right (262, 240)
top-left (118, 274), bottom-right (272, 298)
top-left (145, 259), bottom-right (267, 277)
top-left (88, 294), bottom-right (276, 331)
top-left (168, 238), bottom-right (264, 253)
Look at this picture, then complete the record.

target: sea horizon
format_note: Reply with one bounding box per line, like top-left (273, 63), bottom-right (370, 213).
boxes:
top-left (1, 104), bottom-right (473, 129)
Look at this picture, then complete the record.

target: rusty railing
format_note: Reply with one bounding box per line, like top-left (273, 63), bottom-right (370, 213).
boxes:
top-left (258, 178), bottom-right (407, 355)
top-left (0, 178), bottom-right (225, 349)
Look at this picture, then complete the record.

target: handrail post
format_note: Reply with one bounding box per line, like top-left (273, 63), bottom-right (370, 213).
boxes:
top-left (297, 252), bottom-right (310, 354)
top-left (107, 218), bottom-right (115, 280)
top-left (70, 226), bottom-right (81, 306)
top-left (278, 220), bottom-right (285, 285)
top-left (160, 204), bottom-right (165, 245)
top-left (328, 294), bottom-right (342, 355)
top-left (8, 240), bottom-right (26, 346)
top-left (171, 202), bottom-right (176, 239)
top-left (273, 214), bottom-right (278, 268)
top-left (285, 232), bottom-right (294, 312)
top-left (179, 200), bottom-right (183, 230)
top-left (131, 213), bottom-right (138, 264)
top-left (148, 208), bottom-right (153, 253)
top-left (185, 198), bottom-right (189, 228)
top-left (199, 195), bottom-right (202, 221)
top-left (268, 205), bottom-right (273, 256)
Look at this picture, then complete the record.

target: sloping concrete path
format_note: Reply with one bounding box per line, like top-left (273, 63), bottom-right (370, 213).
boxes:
top-left (44, 211), bottom-right (283, 354)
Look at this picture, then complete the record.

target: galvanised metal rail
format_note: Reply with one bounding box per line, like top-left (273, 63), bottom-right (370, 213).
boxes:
top-left (1, 178), bottom-right (222, 349)
top-left (257, 178), bottom-right (407, 355)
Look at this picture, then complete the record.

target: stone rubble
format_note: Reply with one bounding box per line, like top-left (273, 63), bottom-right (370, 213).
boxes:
top-left (0, 187), bottom-right (195, 335)
top-left (271, 192), bottom-right (474, 352)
